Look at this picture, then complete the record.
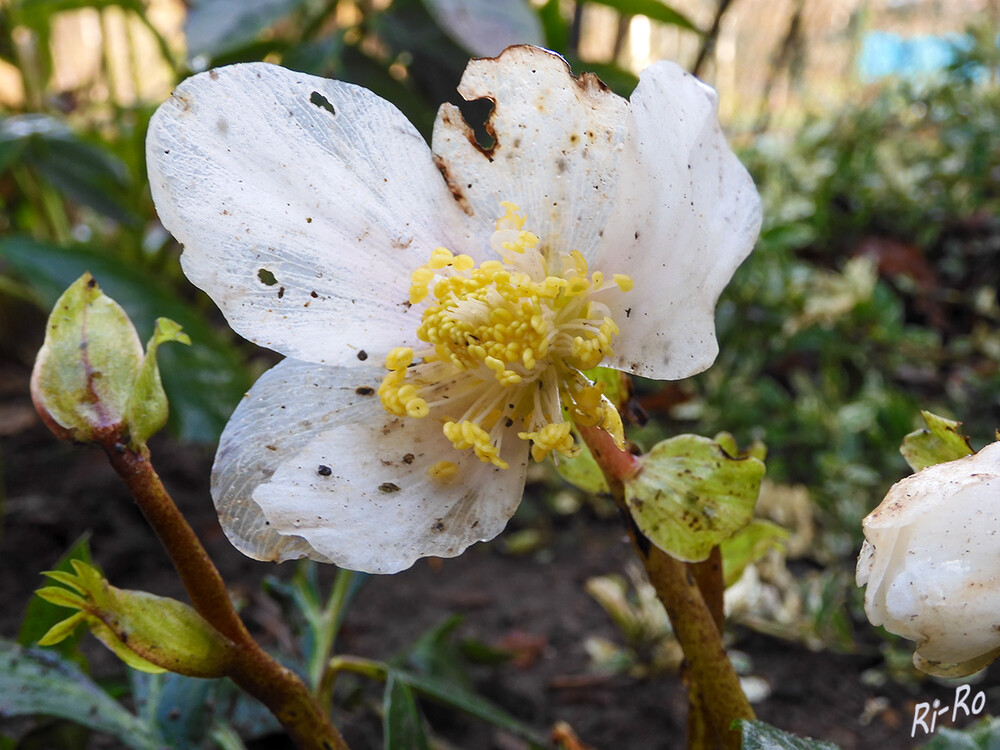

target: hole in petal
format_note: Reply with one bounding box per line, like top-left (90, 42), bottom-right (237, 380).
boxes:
top-left (257, 268), bottom-right (278, 286)
top-left (309, 91), bottom-right (336, 115)
top-left (455, 97), bottom-right (495, 153)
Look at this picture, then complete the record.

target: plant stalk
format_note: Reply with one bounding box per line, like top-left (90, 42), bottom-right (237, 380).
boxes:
top-left (102, 440), bottom-right (350, 750)
top-left (577, 424), bottom-right (753, 750)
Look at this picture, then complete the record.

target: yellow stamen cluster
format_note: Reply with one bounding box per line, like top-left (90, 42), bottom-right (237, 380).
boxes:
top-left (517, 422), bottom-right (578, 463)
top-left (378, 347), bottom-right (429, 418)
top-left (379, 203), bottom-right (633, 469)
top-left (443, 420), bottom-right (508, 469)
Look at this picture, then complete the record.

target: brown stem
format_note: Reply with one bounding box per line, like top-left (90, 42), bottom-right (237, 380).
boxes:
top-left (690, 547), bottom-right (725, 634)
top-left (102, 441), bottom-right (349, 750)
top-left (577, 425), bottom-right (753, 750)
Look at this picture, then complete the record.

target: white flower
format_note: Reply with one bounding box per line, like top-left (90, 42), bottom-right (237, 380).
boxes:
top-left (857, 442), bottom-right (1000, 677)
top-left (146, 46), bottom-right (760, 574)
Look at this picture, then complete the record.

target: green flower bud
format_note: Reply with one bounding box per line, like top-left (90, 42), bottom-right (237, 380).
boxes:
top-left (36, 560), bottom-right (235, 678)
top-left (30, 273), bottom-right (189, 451)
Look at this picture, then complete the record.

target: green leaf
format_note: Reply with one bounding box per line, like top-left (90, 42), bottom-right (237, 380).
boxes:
top-left (422, 0), bottom-right (543, 57)
top-left (0, 237), bottom-right (252, 442)
top-left (538, 0), bottom-right (569, 52)
top-left (0, 114), bottom-right (138, 225)
top-left (394, 669), bottom-right (546, 746)
top-left (384, 672), bottom-right (430, 750)
top-left (126, 318), bottom-right (191, 448)
top-left (393, 618), bottom-right (547, 746)
top-left (624, 434), bottom-right (765, 562)
top-left (900, 410), bottom-right (975, 472)
top-left (0, 638), bottom-right (165, 749)
top-left (35, 561), bottom-right (236, 678)
top-left (584, 0), bottom-right (698, 32)
top-left (919, 717), bottom-right (1000, 749)
top-left (555, 426), bottom-right (610, 494)
top-left (19, 534), bottom-right (92, 655)
top-left (185, 0), bottom-right (309, 62)
top-left (401, 615), bottom-right (472, 692)
top-left (720, 519), bottom-right (789, 587)
top-left (737, 719), bottom-right (842, 750)
top-left (132, 672), bottom-right (220, 749)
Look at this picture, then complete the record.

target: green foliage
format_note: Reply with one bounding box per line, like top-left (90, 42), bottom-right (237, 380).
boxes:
top-left (919, 717), bottom-right (1000, 750)
top-left (900, 410), bottom-right (974, 471)
top-left (737, 719), bottom-right (841, 749)
top-left (36, 560), bottom-right (236, 678)
top-left (0, 639), bottom-right (166, 749)
top-left (624, 434), bottom-right (765, 562)
top-left (669, 29), bottom-right (1000, 554)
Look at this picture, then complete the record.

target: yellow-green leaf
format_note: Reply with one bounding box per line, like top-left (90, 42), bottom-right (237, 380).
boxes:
top-left (624, 435), bottom-right (765, 562)
top-left (900, 411), bottom-right (974, 472)
top-left (720, 519), bottom-right (789, 587)
top-left (126, 317), bottom-right (190, 448)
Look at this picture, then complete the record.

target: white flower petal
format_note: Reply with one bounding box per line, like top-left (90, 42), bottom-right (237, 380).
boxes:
top-left (431, 46), bottom-right (629, 260)
top-left (147, 62), bottom-right (474, 365)
top-left (597, 61), bottom-right (762, 380)
top-left (212, 358), bottom-right (530, 574)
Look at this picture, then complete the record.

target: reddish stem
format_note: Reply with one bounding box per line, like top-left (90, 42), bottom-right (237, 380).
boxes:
top-left (576, 425), bottom-right (753, 750)
top-left (103, 442), bottom-right (349, 750)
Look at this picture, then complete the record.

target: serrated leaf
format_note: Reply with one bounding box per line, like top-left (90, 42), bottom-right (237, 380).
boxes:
top-left (0, 638), bottom-right (165, 749)
top-left (720, 519), bottom-right (789, 587)
top-left (422, 0), bottom-right (543, 58)
top-left (33, 561), bottom-right (236, 678)
top-left (19, 535), bottom-right (93, 657)
top-left (625, 434), bottom-right (765, 562)
top-left (901, 410), bottom-right (974, 472)
top-left (585, 0), bottom-right (698, 32)
top-left (737, 719), bottom-right (842, 750)
top-left (384, 672), bottom-right (430, 750)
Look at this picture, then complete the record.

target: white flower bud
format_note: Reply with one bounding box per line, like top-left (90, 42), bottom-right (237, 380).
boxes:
top-left (857, 442), bottom-right (1000, 677)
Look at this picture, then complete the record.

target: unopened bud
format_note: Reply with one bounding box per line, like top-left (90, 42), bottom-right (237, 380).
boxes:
top-left (857, 441), bottom-right (1000, 677)
top-left (30, 273), bottom-right (188, 451)
top-left (36, 560), bottom-right (235, 678)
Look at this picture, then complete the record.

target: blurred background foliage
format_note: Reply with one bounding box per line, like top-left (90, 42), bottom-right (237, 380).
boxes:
top-left (0, 0), bottom-right (998, 661)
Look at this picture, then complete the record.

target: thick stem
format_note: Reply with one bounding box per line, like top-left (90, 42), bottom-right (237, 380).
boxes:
top-left (577, 425), bottom-right (753, 750)
top-left (102, 442), bottom-right (350, 750)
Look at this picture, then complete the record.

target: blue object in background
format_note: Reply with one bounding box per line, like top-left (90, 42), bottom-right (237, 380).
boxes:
top-left (858, 31), bottom-right (968, 80)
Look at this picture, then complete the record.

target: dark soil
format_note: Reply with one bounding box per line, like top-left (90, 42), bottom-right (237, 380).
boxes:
top-left (1, 362), bottom-right (994, 750)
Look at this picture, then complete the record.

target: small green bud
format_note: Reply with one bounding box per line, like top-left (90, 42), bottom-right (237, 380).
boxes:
top-left (624, 434), bottom-right (765, 562)
top-left (30, 274), bottom-right (188, 451)
top-left (36, 560), bottom-right (236, 678)
top-left (900, 410), bottom-right (974, 472)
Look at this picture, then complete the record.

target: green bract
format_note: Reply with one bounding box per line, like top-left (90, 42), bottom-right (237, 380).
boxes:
top-left (900, 410), bottom-right (975, 472)
top-left (30, 273), bottom-right (189, 451)
top-left (624, 435), bottom-right (765, 562)
top-left (36, 560), bottom-right (235, 678)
